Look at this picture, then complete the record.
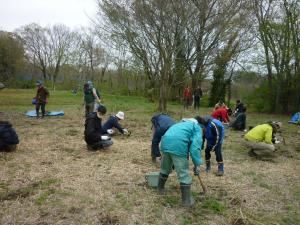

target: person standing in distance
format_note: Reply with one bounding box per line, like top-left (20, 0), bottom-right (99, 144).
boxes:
top-left (35, 80), bottom-right (49, 118)
top-left (83, 81), bottom-right (101, 116)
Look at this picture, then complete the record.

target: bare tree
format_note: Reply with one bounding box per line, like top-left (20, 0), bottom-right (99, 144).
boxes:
top-left (18, 23), bottom-right (49, 79)
top-left (18, 24), bottom-right (76, 90)
top-left (252, 0), bottom-right (300, 112)
top-left (98, 0), bottom-right (190, 111)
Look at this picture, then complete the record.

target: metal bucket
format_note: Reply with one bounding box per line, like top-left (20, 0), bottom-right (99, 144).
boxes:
top-left (145, 172), bottom-right (160, 187)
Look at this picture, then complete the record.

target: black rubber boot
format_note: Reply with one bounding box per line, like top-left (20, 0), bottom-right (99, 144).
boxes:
top-left (180, 183), bottom-right (194, 207)
top-left (157, 173), bottom-right (168, 195)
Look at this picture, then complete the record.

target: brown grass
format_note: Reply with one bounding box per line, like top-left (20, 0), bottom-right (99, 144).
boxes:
top-left (0, 104), bottom-right (300, 225)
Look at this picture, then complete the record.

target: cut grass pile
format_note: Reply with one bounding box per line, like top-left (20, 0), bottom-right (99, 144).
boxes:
top-left (0, 89), bottom-right (299, 225)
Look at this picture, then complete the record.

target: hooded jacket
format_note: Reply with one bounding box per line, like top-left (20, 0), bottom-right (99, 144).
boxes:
top-left (84, 113), bottom-right (105, 145)
top-left (161, 120), bottom-right (203, 166)
top-left (151, 114), bottom-right (175, 155)
top-left (244, 124), bottom-right (274, 144)
top-left (204, 118), bottom-right (225, 148)
top-left (103, 116), bottom-right (124, 134)
top-left (0, 121), bottom-right (19, 150)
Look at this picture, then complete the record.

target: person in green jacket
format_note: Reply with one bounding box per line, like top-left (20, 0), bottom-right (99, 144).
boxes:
top-left (83, 81), bottom-right (101, 116)
top-left (158, 118), bottom-right (204, 207)
top-left (243, 121), bottom-right (282, 158)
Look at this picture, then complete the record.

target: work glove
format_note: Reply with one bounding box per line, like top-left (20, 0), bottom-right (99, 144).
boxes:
top-left (107, 129), bottom-right (114, 135)
top-left (193, 166), bottom-right (200, 176)
top-left (123, 129), bottom-right (129, 135)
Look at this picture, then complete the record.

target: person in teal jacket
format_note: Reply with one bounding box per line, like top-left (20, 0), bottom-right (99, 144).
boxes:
top-left (158, 118), bottom-right (203, 207)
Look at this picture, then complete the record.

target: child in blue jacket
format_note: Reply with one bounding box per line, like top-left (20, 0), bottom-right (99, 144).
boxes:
top-left (198, 116), bottom-right (225, 176)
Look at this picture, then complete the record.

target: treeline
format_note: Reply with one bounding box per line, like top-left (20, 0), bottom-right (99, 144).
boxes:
top-left (0, 0), bottom-right (299, 113)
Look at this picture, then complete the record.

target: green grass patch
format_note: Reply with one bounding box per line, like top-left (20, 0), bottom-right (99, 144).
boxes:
top-left (162, 195), bottom-right (180, 207)
top-left (35, 189), bottom-right (56, 205)
top-left (0, 178), bottom-right (60, 201)
top-left (202, 197), bottom-right (226, 213)
top-left (180, 215), bottom-right (193, 225)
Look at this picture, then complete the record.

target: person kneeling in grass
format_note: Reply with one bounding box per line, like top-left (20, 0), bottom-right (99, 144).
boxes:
top-left (243, 121), bottom-right (281, 158)
top-left (0, 121), bottom-right (19, 152)
top-left (103, 111), bottom-right (129, 136)
top-left (230, 107), bottom-right (247, 131)
top-left (158, 117), bottom-right (203, 207)
top-left (84, 105), bottom-right (113, 150)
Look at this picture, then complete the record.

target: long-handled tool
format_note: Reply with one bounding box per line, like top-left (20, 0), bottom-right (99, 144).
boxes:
top-left (197, 174), bottom-right (207, 194)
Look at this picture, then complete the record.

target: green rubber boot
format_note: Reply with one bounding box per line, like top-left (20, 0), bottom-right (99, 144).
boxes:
top-left (180, 183), bottom-right (194, 207)
top-left (157, 173), bottom-right (168, 195)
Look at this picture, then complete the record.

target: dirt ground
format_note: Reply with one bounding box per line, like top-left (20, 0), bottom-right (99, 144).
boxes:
top-left (0, 92), bottom-right (300, 225)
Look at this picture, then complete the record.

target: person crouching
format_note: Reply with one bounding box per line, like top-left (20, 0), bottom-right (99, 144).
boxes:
top-left (84, 105), bottom-right (113, 150)
top-left (158, 117), bottom-right (203, 207)
top-left (102, 111), bottom-right (129, 136)
top-left (243, 121), bottom-right (282, 158)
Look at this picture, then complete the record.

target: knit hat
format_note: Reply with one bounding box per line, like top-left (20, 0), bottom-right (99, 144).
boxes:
top-left (87, 80), bottom-right (93, 88)
top-left (97, 104), bottom-right (107, 115)
top-left (116, 111), bottom-right (125, 120)
top-left (36, 80), bottom-right (42, 86)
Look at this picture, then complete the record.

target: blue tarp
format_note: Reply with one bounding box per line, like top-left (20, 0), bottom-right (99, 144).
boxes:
top-left (289, 112), bottom-right (300, 124)
top-left (26, 110), bottom-right (64, 117)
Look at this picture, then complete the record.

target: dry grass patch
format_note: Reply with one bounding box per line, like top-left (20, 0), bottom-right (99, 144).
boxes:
top-left (0, 90), bottom-right (300, 225)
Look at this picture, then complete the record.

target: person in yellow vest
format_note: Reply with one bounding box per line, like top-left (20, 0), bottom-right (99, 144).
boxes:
top-left (243, 121), bottom-right (282, 157)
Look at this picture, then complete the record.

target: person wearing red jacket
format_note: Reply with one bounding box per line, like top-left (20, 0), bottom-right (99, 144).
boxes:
top-left (211, 104), bottom-right (230, 123)
top-left (183, 86), bottom-right (192, 109)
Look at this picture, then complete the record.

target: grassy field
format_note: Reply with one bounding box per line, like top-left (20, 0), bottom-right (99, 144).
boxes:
top-left (0, 89), bottom-right (299, 225)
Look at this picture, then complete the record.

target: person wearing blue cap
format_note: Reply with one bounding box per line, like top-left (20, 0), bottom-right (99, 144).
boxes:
top-left (35, 80), bottom-right (49, 118)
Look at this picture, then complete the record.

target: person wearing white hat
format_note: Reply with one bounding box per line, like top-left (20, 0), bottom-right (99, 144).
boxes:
top-left (102, 111), bottom-right (129, 135)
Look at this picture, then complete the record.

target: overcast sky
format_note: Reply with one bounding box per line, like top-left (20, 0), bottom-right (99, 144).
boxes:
top-left (0, 0), bottom-right (97, 31)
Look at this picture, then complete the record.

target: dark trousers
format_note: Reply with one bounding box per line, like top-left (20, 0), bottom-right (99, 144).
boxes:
top-left (36, 103), bottom-right (46, 117)
top-left (194, 97), bottom-right (200, 109)
top-left (88, 140), bottom-right (113, 150)
top-left (205, 144), bottom-right (223, 162)
top-left (151, 128), bottom-right (165, 158)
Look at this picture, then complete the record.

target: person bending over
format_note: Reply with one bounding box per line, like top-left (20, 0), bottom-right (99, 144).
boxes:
top-left (103, 111), bottom-right (129, 135)
top-left (198, 116), bottom-right (225, 176)
top-left (230, 107), bottom-right (247, 131)
top-left (151, 114), bottom-right (175, 164)
top-left (211, 103), bottom-right (230, 124)
top-left (84, 105), bottom-right (113, 150)
top-left (158, 118), bottom-right (203, 207)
